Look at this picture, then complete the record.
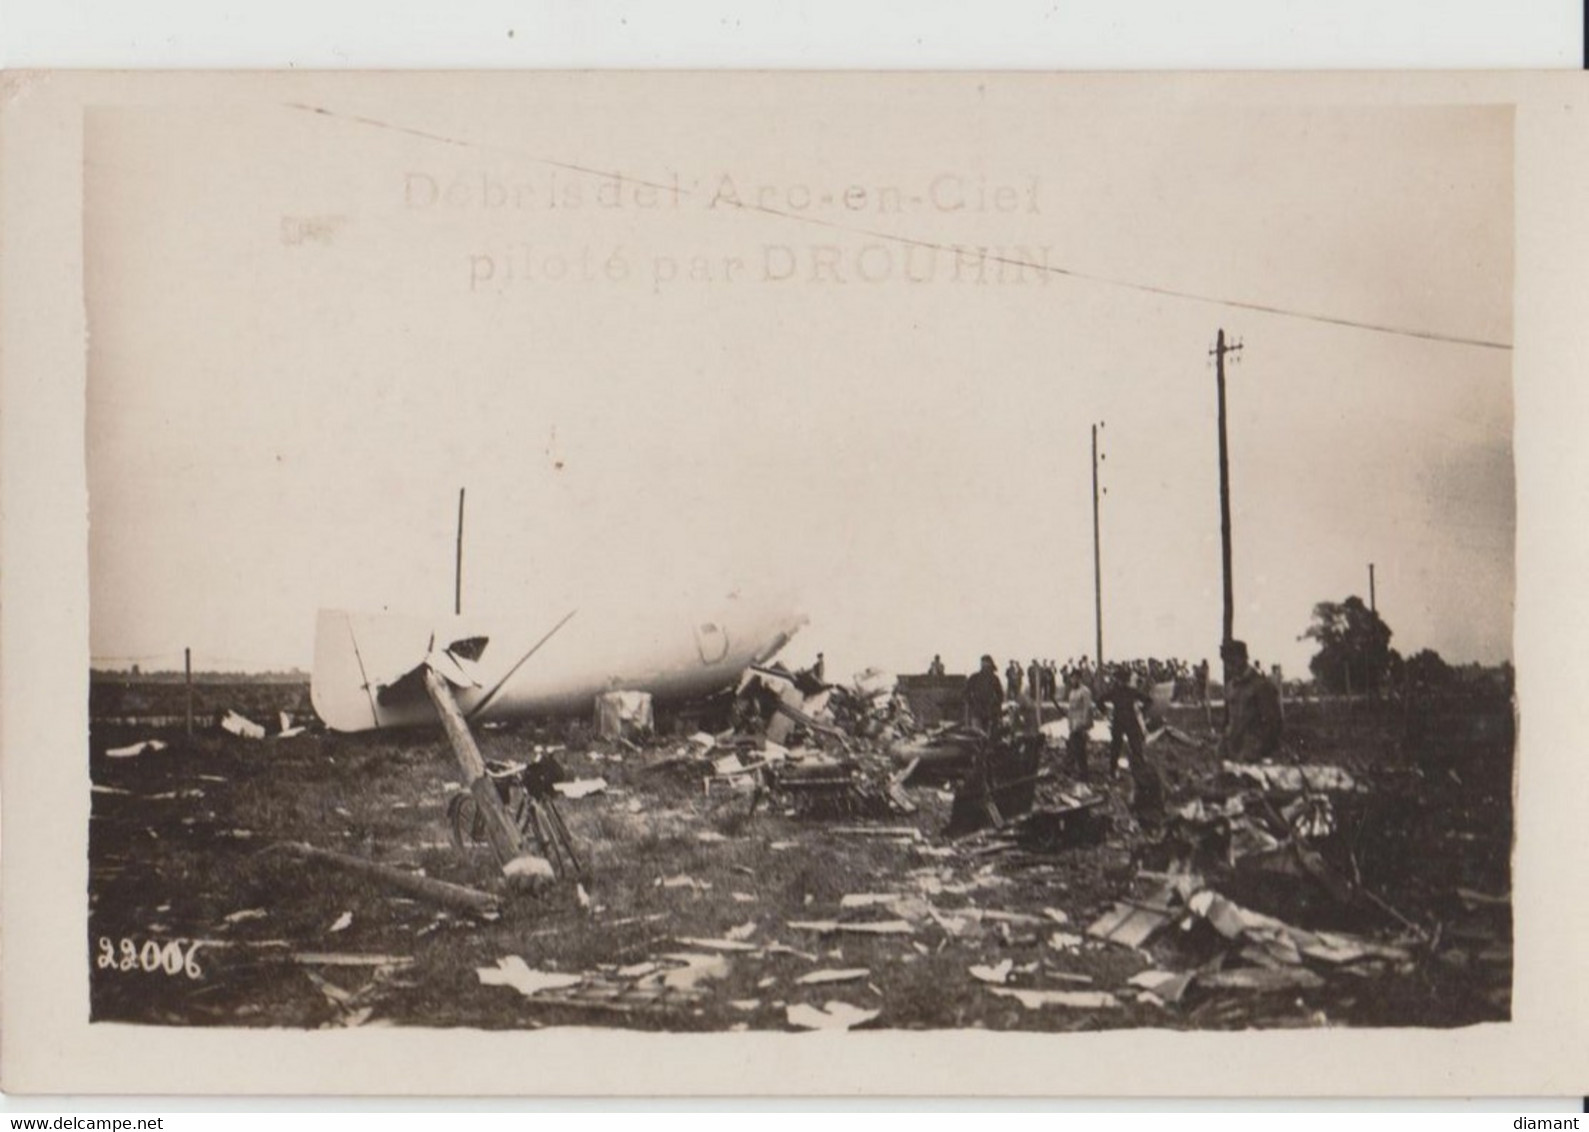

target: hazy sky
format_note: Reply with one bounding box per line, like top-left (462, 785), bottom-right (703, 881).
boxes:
top-left (85, 79), bottom-right (1513, 680)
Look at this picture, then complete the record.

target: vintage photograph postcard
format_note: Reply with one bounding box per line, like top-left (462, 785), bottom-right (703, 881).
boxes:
top-left (2, 70), bottom-right (1586, 1096)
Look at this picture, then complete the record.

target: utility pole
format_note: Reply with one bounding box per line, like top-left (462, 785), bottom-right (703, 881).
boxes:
top-left (184, 647), bottom-right (193, 738)
top-left (1211, 329), bottom-right (1243, 646)
top-left (1369, 562), bottom-right (1377, 614)
top-left (1091, 422), bottom-right (1104, 669)
top-left (454, 488), bottom-right (466, 616)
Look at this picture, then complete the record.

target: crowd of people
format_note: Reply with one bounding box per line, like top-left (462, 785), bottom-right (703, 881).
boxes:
top-left (955, 639), bottom-right (1285, 817)
top-left (931, 653), bottom-right (1214, 706)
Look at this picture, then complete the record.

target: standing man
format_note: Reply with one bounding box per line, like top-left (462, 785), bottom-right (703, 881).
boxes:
top-left (966, 655), bottom-right (1005, 736)
top-left (1064, 669), bottom-right (1094, 778)
top-left (1005, 659), bottom-right (1024, 702)
top-left (1219, 639), bottom-right (1284, 761)
top-left (1096, 668), bottom-right (1150, 777)
top-left (1096, 667), bottom-right (1165, 819)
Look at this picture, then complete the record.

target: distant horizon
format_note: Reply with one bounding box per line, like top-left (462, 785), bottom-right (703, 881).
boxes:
top-left (88, 636), bottom-right (1513, 683)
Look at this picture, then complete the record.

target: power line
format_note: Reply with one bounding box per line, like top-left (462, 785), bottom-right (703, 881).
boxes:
top-left (287, 101), bottom-right (1513, 352)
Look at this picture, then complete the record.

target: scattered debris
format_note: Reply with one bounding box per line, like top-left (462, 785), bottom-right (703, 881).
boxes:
top-left (830, 826), bottom-right (923, 842)
top-left (651, 952), bottom-right (731, 992)
top-left (969, 959), bottom-right (1014, 985)
top-left (302, 968), bottom-right (355, 1008)
top-left (926, 907), bottom-right (971, 937)
top-left (1126, 969), bottom-right (1194, 1004)
top-left (552, 777), bottom-right (607, 799)
top-left (1222, 761), bottom-right (1359, 793)
top-left (786, 1001), bottom-right (881, 1031)
top-left (594, 690), bottom-right (655, 742)
top-left (1009, 793), bottom-right (1111, 851)
top-left (1196, 967), bottom-right (1325, 992)
top-left (796, 968), bottom-right (870, 986)
top-left (946, 735), bottom-right (1050, 835)
top-left (293, 952), bottom-right (414, 968)
top-left (94, 640), bottom-right (1510, 1034)
top-left (989, 988), bottom-right (1122, 1010)
top-left (674, 937), bottom-right (759, 953)
top-left (1456, 887), bottom-right (1510, 908)
top-left (269, 842), bottom-right (502, 917)
top-left (503, 854), bottom-right (557, 885)
top-left (477, 956), bottom-right (583, 998)
top-left (1184, 887), bottom-right (1411, 970)
top-left (839, 893), bottom-right (907, 909)
top-left (977, 910), bottom-right (1047, 926)
top-left (106, 739), bottom-right (169, 758)
top-left (1087, 879), bottom-right (1181, 949)
top-left (788, 919), bottom-right (915, 936)
top-left (221, 710), bottom-right (267, 740)
top-left (761, 943), bottom-right (819, 961)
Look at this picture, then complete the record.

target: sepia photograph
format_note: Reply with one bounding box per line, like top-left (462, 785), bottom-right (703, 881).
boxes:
top-left (9, 68), bottom-right (1589, 1098)
top-left (78, 75), bottom-right (1516, 1038)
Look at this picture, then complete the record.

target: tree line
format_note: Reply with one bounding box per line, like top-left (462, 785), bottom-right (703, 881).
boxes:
top-left (1301, 596), bottom-right (1511, 696)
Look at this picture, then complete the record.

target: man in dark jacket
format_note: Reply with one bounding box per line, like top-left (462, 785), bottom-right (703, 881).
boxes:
top-left (1096, 667), bottom-right (1151, 775)
top-left (1005, 659), bottom-right (1023, 702)
top-left (1096, 667), bottom-right (1164, 819)
top-left (1219, 639), bottom-right (1284, 761)
top-left (966, 655), bottom-right (1005, 736)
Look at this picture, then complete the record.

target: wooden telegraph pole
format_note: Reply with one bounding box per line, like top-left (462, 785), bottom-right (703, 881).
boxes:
top-left (184, 647), bottom-right (193, 737)
top-left (1211, 330), bottom-right (1243, 646)
top-left (1369, 562), bottom-right (1377, 614)
top-left (1091, 422), bottom-right (1104, 670)
top-left (454, 488), bottom-right (466, 616)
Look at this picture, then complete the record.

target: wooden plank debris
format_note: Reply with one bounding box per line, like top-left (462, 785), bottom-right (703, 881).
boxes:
top-left (270, 841), bottom-right (501, 916)
top-left (787, 919), bottom-right (915, 936)
top-left (294, 952), bottom-right (415, 968)
top-left (988, 987), bottom-right (1121, 1010)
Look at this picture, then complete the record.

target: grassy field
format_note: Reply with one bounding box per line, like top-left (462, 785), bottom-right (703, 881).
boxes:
top-left (87, 689), bottom-right (1513, 1032)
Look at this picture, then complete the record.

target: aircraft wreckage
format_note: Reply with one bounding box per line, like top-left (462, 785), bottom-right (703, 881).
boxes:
top-left (310, 596), bottom-right (809, 733)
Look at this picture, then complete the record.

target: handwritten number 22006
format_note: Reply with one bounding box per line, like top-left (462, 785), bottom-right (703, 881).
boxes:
top-left (96, 937), bottom-right (204, 979)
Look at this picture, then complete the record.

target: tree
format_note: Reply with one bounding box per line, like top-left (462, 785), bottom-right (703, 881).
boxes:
top-left (1300, 596), bottom-right (1393, 694)
top-left (1402, 648), bottom-right (1453, 690)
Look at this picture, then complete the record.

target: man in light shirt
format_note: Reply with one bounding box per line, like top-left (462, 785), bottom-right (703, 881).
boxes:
top-left (1064, 669), bottom-right (1094, 778)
